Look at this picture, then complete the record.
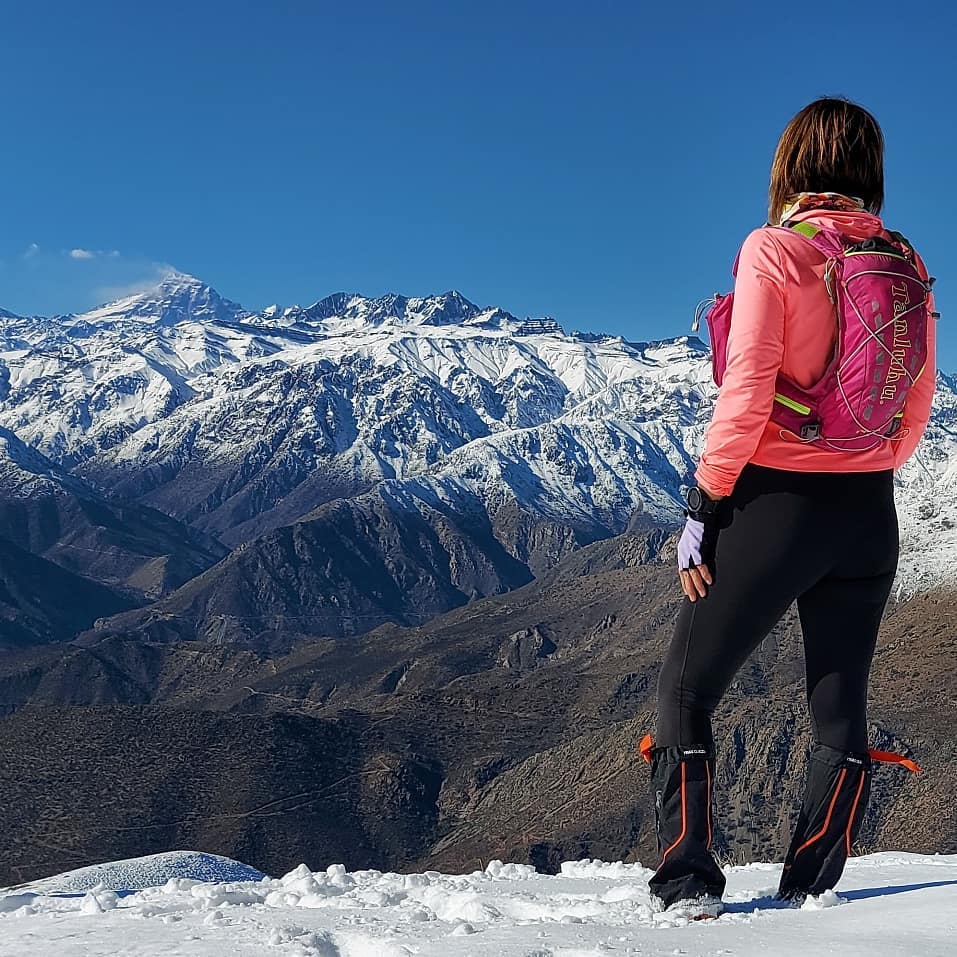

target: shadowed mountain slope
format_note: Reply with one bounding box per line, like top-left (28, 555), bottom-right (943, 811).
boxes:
top-left (0, 427), bottom-right (226, 605)
top-left (0, 537), bottom-right (136, 649)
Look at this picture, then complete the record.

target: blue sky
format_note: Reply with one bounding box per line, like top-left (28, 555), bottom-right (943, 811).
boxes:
top-left (1, 1), bottom-right (954, 367)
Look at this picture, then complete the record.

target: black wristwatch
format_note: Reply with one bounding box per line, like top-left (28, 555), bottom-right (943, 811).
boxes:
top-left (684, 485), bottom-right (720, 521)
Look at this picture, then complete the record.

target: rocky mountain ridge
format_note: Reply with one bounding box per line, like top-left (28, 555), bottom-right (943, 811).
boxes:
top-left (1, 274), bottom-right (954, 649)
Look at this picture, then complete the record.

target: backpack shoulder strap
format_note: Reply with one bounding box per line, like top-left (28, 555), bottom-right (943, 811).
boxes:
top-left (730, 222), bottom-right (845, 278)
top-left (887, 228), bottom-right (914, 252)
top-left (776, 220), bottom-right (847, 257)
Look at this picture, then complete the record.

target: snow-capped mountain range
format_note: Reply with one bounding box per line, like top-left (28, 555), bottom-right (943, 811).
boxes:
top-left (1, 271), bottom-right (954, 598)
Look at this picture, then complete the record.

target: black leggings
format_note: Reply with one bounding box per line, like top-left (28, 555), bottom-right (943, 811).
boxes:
top-left (656, 464), bottom-right (899, 754)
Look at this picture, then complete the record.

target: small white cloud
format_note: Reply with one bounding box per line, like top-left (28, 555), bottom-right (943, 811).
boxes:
top-left (23, 242), bottom-right (40, 259)
top-left (69, 248), bottom-right (96, 260)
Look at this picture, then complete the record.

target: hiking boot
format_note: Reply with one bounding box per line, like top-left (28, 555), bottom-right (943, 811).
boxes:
top-left (654, 893), bottom-right (725, 920)
top-left (640, 736), bottom-right (726, 909)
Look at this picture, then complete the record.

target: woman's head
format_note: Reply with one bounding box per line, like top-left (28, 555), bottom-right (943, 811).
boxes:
top-left (768, 97), bottom-right (884, 224)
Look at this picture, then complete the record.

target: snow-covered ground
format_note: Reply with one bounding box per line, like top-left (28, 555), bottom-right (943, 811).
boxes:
top-left (2, 850), bottom-right (955, 956)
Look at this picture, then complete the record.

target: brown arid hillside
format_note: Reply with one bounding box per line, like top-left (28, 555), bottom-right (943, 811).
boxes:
top-left (0, 530), bottom-right (953, 885)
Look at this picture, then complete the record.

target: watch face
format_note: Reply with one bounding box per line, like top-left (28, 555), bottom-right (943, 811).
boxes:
top-left (686, 487), bottom-right (703, 512)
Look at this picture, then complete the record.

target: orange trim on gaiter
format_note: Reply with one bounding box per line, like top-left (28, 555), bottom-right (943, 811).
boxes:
top-left (793, 767), bottom-right (847, 858)
top-left (844, 771), bottom-right (867, 856)
top-left (660, 762), bottom-right (687, 864)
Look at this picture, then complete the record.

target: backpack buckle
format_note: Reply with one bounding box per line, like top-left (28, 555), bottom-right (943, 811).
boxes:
top-left (800, 422), bottom-right (821, 441)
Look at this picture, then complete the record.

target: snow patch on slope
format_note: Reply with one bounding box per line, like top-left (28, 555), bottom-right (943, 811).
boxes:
top-left (892, 371), bottom-right (957, 598)
top-left (0, 426), bottom-right (82, 497)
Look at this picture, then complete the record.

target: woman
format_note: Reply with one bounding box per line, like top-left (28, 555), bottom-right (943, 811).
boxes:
top-left (644, 97), bottom-right (936, 914)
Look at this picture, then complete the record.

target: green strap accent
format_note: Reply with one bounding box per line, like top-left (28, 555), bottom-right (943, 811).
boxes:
top-left (774, 393), bottom-right (812, 416)
top-left (789, 221), bottom-right (821, 239)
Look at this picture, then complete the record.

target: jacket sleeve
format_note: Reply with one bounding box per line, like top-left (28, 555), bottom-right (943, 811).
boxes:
top-left (695, 228), bottom-right (786, 497)
top-left (892, 253), bottom-right (937, 469)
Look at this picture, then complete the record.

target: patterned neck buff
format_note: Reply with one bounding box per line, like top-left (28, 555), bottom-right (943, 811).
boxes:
top-left (777, 191), bottom-right (867, 225)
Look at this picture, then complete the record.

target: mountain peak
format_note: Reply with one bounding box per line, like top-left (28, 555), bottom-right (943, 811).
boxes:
top-left (74, 270), bottom-right (248, 328)
top-left (155, 269), bottom-right (209, 292)
top-left (296, 290), bottom-right (487, 331)
top-left (300, 292), bottom-right (364, 322)
top-left (406, 290), bottom-right (482, 326)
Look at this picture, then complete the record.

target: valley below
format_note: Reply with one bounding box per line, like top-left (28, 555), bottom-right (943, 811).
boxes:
top-left (1, 277), bottom-right (954, 886)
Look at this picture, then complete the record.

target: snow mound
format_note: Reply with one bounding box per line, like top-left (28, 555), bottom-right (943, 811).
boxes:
top-left (10, 850), bottom-right (265, 895)
top-left (1, 851), bottom-right (955, 956)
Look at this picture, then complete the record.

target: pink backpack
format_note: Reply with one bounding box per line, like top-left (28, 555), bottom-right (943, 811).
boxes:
top-left (693, 221), bottom-right (934, 451)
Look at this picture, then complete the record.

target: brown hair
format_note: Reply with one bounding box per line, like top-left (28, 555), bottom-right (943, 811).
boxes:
top-left (768, 97), bottom-right (884, 224)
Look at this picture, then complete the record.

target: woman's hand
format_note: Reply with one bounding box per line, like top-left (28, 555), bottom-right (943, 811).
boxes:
top-left (677, 516), bottom-right (714, 601)
top-left (677, 480), bottom-right (724, 601)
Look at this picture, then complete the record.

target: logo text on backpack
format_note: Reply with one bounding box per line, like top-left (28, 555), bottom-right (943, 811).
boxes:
top-left (880, 281), bottom-right (912, 402)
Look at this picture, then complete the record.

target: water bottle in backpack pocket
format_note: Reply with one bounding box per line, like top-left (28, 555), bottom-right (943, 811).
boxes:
top-left (693, 221), bottom-right (936, 451)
